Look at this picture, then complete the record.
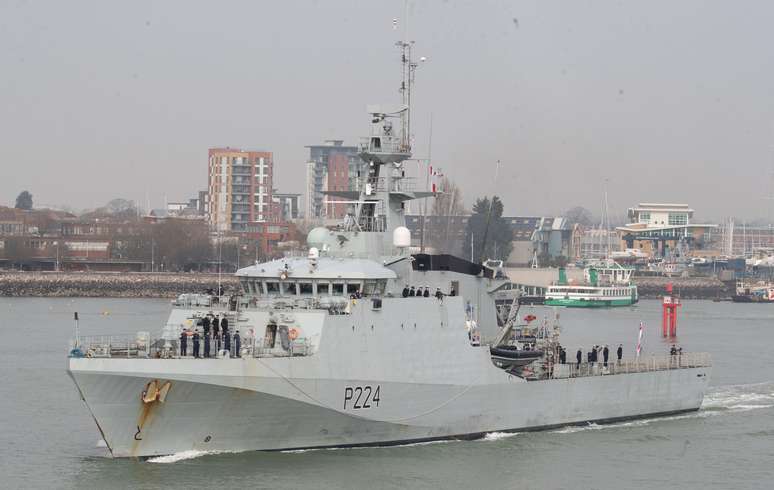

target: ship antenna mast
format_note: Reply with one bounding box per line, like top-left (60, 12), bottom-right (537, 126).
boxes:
top-left (396, 40), bottom-right (418, 153)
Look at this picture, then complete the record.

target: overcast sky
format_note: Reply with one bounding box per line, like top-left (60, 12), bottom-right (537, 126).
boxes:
top-left (2, 0), bottom-right (774, 223)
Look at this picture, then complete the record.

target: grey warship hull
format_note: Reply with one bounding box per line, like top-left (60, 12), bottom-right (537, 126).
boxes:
top-left (69, 362), bottom-right (709, 458)
top-left (68, 299), bottom-right (710, 458)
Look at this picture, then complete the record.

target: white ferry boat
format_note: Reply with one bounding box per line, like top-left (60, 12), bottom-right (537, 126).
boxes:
top-left (544, 262), bottom-right (638, 307)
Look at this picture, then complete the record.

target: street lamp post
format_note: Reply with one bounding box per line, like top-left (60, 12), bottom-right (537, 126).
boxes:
top-left (53, 241), bottom-right (60, 271)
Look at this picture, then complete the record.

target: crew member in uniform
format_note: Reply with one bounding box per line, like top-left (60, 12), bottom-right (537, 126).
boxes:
top-left (193, 331), bottom-right (201, 358)
top-left (402, 285), bottom-right (410, 297)
top-left (212, 315), bottom-right (219, 336)
top-left (576, 348), bottom-right (582, 369)
top-left (180, 329), bottom-right (188, 357)
top-left (602, 345), bottom-right (609, 367)
top-left (617, 344), bottom-right (623, 363)
top-left (409, 286), bottom-right (416, 296)
top-left (212, 318), bottom-right (220, 351)
top-left (224, 326), bottom-right (231, 354)
top-left (204, 331), bottom-right (211, 358)
top-left (423, 286), bottom-right (430, 298)
top-left (233, 330), bottom-right (241, 358)
top-left (221, 316), bottom-right (229, 334)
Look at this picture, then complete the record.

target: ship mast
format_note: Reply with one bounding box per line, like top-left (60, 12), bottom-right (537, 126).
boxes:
top-left (396, 39), bottom-right (418, 154)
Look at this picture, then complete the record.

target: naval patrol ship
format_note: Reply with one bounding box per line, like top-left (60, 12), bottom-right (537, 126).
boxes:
top-left (67, 44), bottom-right (711, 458)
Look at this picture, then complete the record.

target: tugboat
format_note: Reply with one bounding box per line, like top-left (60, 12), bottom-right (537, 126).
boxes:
top-left (67, 42), bottom-right (710, 458)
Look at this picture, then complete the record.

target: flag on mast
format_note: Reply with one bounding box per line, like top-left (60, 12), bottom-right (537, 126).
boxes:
top-left (636, 322), bottom-right (644, 358)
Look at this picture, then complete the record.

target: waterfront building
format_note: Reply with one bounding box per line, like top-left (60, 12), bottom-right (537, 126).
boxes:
top-left (530, 217), bottom-right (582, 264)
top-left (273, 193), bottom-right (301, 221)
top-left (207, 148), bottom-right (275, 232)
top-left (616, 203), bottom-right (717, 257)
top-left (305, 140), bottom-right (362, 219)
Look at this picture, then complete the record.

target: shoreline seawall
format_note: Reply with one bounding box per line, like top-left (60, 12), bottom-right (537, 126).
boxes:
top-left (632, 276), bottom-right (728, 300)
top-left (0, 272), bottom-right (240, 298)
top-left (0, 271), bottom-right (729, 300)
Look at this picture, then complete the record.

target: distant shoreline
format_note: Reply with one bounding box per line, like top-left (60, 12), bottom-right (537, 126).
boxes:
top-left (0, 271), bottom-right (240, 298)
top-left (0, 270), bottom-right (727, 300)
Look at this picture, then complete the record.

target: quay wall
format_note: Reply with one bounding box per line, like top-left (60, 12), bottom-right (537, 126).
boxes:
top-left (0, 271), bottom-right (728, 299)
top-left (633, 276), bottom-right (727, 300)
top-left (0, 272), bottom-right (240, 298)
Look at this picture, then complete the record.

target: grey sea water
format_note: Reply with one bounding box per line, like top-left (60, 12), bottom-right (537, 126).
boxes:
top-left (1, 297), bottom-right (773, 490)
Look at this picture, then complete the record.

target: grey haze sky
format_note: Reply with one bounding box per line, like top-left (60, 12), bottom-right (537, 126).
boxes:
top-left (2, 0), bottom-right (774, 223)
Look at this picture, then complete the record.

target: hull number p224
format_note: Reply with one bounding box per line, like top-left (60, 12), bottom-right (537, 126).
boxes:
top-left (344, 385), bottom-right (380, 410)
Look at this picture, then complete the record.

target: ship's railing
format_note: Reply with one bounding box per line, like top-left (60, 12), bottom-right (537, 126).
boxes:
top-left (75, 333), bottom-right (152, 358)
top-left (248, 339), bottom-right (312, 358)
top-left (71, 333), bottom-right (314, 359)
top-left (353, 177), bottom-right (419, 193)
top-left (358, 136), bottom-right (410, 156)
top-left (548, 352), bottom-right (711, 380)
top-left (358, 215), bottom-right (387, 233)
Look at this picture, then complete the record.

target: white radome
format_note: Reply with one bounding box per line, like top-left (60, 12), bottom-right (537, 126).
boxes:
top-left (393, 226), bottom-right (411, 248)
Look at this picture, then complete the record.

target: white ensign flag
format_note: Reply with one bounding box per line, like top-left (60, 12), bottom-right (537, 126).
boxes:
top-left (636, 322), bottom-right (644, 358)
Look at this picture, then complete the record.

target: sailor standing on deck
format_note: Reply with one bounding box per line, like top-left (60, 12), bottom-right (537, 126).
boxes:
top-left (603, 345), bottom-right (609, 368)
top-left (233, 330), bottom-right (241, 358)
top-left (192, 330), bottom-right (201, 358)
top-left (423, 286), bottom-right (430, 298)
top-left (409, 286), bottom-right (416, 297)
top-left (576, 349), bottom-right (582, 368)
top-left (402, 285), bottom-right (410, 297)
top-left (212, 315), bottom-right (220, 337)
top-left (180, 329), bottom-right (188, 357)
top-left (204, 330), bottom-right (211, 358)
top-left (212, 317), bottom-right (220, 351)
top-left (224, 324), bottom-right (231, 354)
top-left (617, 344), bottom-right (623, 364)
top-left (202, 314), bottom-right (211, 334)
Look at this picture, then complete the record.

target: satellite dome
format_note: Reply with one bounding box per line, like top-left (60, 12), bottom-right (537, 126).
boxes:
top-left (307, 227), bottom-right (329, 247)
top-left (393, 226), bottom-right (411, 248)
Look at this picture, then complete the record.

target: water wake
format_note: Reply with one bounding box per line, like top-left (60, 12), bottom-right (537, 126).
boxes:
top-left (148, 450), bottom-right (228, 463)
top-left (479, 431), bottom-right (520, 442)
top-left (701, 382), bottom-right (774, 412)
top-left (550, 382), bottom-right (774, 435)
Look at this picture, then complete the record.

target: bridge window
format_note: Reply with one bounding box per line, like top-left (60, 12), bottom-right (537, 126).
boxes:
top-left (363, 280), bottom-right (377, 296)
top-left (332, 283), bottom-right (345, 295)
top-left (316, 282), bottom-right (330, 295)
top-left (299, 282), bottom-right (313, 295)
top-left (266, 281), bottom-right (280, 294)
top-left (346, 283), bottom-right (360, 296)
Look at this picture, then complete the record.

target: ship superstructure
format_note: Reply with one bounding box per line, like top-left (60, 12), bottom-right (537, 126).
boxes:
top-left (67, 43), bottom-right (709, 458)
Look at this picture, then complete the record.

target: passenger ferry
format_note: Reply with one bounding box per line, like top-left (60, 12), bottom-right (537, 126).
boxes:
top-left (544, 261), bottom-right (638, 307)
